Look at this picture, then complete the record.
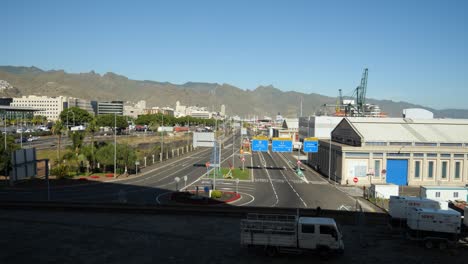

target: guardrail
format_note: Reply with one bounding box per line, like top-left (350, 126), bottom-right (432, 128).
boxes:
top-left (0, 200), bottom-right (389, 226)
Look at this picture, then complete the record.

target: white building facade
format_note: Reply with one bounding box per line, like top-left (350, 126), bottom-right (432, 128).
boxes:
top-left (11, 95), bottom-right (67, 121)
top-left (309, 118), bottom-right (468, 187)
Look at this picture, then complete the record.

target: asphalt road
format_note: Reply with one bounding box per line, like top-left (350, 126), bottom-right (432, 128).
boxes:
top-left (1, 133), bottom-right (377, 211)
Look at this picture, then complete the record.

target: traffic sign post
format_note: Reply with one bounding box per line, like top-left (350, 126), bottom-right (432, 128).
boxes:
top-left (353, 177), bottom-right (358, 185)
top-left (174, 176), bottom-right (181, 191)
top-left (235, 178), bottom-right (239, 194)
top-left (251, 136), bottom-right (269, 152)
top-left (183, 175), bottom-right (188, 188)
top-left (303, 137), bottom-right (319, 153)
top-left (135, 161), bottom-right (140, 175)
top-left (241, 156), bottom-right (245, 171)
top-left (271, 138), bottom-right (293, 152)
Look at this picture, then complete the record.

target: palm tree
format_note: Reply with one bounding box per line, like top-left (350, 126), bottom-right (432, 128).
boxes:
top-left (51, 121), bottom-right (65, 161)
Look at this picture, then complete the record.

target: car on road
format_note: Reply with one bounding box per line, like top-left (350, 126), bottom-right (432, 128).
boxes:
top-left (27, 136), bottom-right (40, 142)
top-left (15, 137), bottom-right (27, 143)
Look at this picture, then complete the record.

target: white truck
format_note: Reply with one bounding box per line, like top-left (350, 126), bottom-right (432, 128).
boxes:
top-left (388, 196), bottom-right (441, 224)
top-left (240, 214), bottom-right (344, 256)
top-left (406, 208), bottom-right (462, 249)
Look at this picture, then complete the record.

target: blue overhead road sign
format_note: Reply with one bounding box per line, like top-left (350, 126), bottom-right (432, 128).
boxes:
top-left (251, 139), bottom-right (269, 152)
top-left (271, 138), bottom-right (293, 152)
top-left (303, 138), bottom-right (319, 153)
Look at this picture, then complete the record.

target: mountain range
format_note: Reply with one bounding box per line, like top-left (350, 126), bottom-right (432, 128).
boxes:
top-left (0, 65), bottom-right (467, 118)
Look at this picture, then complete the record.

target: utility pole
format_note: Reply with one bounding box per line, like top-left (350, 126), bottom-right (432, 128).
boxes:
top-left (114, 113), bottom-right (117, 179)
top-left (160, 114), bottom-right (164, 162)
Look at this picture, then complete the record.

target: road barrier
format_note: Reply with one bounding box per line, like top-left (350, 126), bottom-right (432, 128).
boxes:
top-left (0, 200), bottom-right (389, 226)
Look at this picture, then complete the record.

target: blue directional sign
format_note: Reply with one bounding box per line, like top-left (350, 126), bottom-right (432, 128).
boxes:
top-left (303, 140), bottom-right (319, 153)
top-left (252, 139), bottom-right (269, 152)
top-left (271, 138), bottom-right (293, 152)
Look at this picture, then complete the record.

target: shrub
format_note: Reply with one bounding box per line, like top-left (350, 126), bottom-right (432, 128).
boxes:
top-left (51, 164), bottom-right (70, 179)
top-left (211, 190), bottom-right (222, 199)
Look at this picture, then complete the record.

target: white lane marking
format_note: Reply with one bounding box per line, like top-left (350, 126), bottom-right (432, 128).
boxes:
top-left (268, 152), bottom-right (308, 208)
top-left (277, 152), bottom-right (309, 184)
top-left (156, 191), bottom-right (171, 205)
top-left (251, 155), bottom-right (255, 183)
top-left (258, 152), bottom-right (279, 207)
top-left (235, 192), bottom-right (256, 206)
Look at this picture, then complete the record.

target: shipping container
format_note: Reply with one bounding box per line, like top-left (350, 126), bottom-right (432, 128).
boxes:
top-left (407, 208), bottom-right (461, 234)
top-left (370, 184), bottom-right (399, 199)
top-left (420, 186), bottom-right (468, 203)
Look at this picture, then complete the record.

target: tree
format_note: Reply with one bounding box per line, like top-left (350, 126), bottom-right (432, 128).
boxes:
top-left (31, 115), bottom-right (47, 125)
top-left (116, 144), bottom-right (137, 173)
top-left (0, 134), bottom-right (19, 177)
top-left (59, 107), bottom-right (93, 127)
top-left (95, 143), bottom-right (114, 172)
top-left (86, 118), bottom-right (98, 170)
top-left (96, 114), bottom-right (128, 129)
top-left (51, 121), bottom-right (65, 162)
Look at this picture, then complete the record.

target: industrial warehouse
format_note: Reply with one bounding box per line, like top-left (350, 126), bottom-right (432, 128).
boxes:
top-left (307, 117), bottom-right (468, 187)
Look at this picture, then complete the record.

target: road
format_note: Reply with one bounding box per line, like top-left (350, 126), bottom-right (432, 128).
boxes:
top-left (0, 132), bottom-right (376, 211)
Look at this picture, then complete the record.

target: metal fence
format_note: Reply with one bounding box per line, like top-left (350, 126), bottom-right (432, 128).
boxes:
top-left (365, 188), bottom-right (390, 211)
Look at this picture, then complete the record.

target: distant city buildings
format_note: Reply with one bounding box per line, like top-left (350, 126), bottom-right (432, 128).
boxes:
top-left (97, 101), bottom-right (124, 115)
top-left (11, 95), bottom-right (68, 121)
top-left (67, 97), bottom-right (94, 115)
top-left (174, 101), bottom-right (226, 119)
top-left (124, 100), bottom-right (146, 118)
top-left (143, 106), bottom-right (175, 117)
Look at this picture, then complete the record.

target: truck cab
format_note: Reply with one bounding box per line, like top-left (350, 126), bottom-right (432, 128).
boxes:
top-left (298, 217), bottom-right (344, 252)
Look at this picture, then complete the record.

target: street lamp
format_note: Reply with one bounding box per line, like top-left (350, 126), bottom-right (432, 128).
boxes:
top-left (327, 118), bottom-right (332, 183)
top-left (160, 114), bottom-right (164, 162)
top-left (114, 113), bottom-right (117, 179)
top-left (66, 110), bottom-right (75, 137)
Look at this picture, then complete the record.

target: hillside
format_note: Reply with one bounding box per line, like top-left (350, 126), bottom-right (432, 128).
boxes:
top-left (0, 66), bottom-right (466, 118)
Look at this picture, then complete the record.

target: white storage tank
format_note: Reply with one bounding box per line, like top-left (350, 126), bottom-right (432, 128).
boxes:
top-left (407, 208), bottom-right (461, 234)
top-left (389, 196), bottom-right (441, 220)
top-left (370, 184), bottom-right (399, 199)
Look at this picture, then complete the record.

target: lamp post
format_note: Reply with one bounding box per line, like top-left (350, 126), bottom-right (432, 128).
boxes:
top-left (327, 118), bottom-right (332, 183)
top-left (160, 114), bottom-right (164, 162)
top-left (114, 113), bottom-right (117, 179)
top-left (66, 110), bottom-right (75, 136)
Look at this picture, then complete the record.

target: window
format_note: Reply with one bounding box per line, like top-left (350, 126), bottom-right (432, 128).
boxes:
top-left (374, 160), bottom-right (381, 177)
top-left (373, 153), bottom-right (384, 157)
top-left (413, 153), bottom-right (424, 157)
top-left (302, 224), bottom-right (315, 234)
top-left (440, 143), bottom-right (463, 147)
top-left (454, 154), bottom-right (464, 158)
top-left (441, 154), bottom-right (451, 158)
top-left (345, 152), bottom-right (370, 157)
top-left (387, 153), bottom-right (410, 157)
top-left (414, 161), bottom-right (421, 179)
top-left (428, 161), bottom-right (435, 179)
top-left (454, 192), bottom-right (459, 198)
top-left (365, 142), bottom-right (387, 146)
top-left (389, 142), bottom-right (412, 146)
top-left (441, 161), bottom-right (448, 179)
top-left (427, 153), bottom-right (437, 158)
top-left (319, 225), bottom-right (337, 240)
top-left (415, 142), bottom-right (437, 147)
top-left (455, 162), bottom-right (462, 179)
top-left (435, 192), bottom-right (440, 198)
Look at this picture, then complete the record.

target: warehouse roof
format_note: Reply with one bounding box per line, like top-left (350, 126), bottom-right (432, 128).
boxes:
top-left (344, 117), bottom-right (468, 143)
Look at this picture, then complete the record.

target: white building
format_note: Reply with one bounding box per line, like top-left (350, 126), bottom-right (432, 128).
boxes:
top-left (298, 116), bottom-right (343, 141)
top-left (191, 110), bottom-right (211, 119)
top-left (309, 117), bottom-right (468, 187)
top-left (11, 95), bottom-right (68, 121)
top-left (402, 108), bottom-right (434, 119)
top-left (220, 104), bottom-right (226, 116)
top-left (124, 100), bottom-right (147, 118)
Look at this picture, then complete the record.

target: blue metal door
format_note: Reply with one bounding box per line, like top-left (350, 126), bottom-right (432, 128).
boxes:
top-left (386, 159), bottom-right (408, 186)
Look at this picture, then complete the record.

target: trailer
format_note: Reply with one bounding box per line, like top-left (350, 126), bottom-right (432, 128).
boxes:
top-left (420, 186), bottom-right (468, 204)
top-left (389, 196), bottom-right (441, 223)
top-left (240, 214), bottom-right (344, 256)
top-left (406, 208), bottom-right (462, 249)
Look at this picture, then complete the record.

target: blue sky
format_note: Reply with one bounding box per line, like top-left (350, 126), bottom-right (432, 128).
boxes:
top-left (2, 0), bottom-right (467, 109)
